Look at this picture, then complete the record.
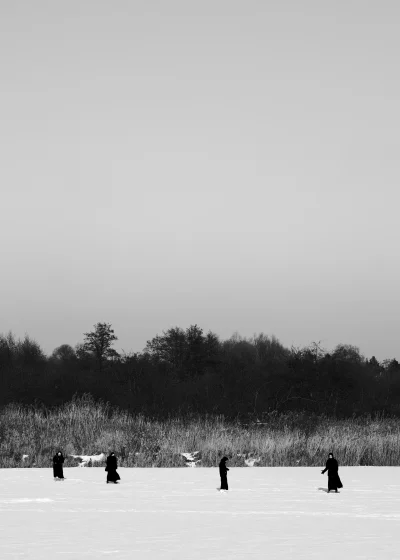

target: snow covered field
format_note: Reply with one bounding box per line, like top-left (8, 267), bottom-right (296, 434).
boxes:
top-left (0, 467), bottom-right (399, 559)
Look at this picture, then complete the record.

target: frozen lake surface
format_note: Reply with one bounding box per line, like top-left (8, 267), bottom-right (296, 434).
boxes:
top-left (0, 467), bottom-right (399, 559)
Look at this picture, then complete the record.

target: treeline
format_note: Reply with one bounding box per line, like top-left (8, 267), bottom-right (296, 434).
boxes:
top-left (0, 323), bottom-right (399, 418)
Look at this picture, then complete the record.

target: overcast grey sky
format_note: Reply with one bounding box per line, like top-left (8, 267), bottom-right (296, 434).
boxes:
top-left (1, 0), bottom-right (399, 360)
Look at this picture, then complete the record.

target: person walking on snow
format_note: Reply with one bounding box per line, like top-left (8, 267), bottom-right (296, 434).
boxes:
top-left (219, 456), bottom-right (229, 491)
top-left (53, 451), bottom-right (65, 480)
top-left (321, 452), bottom-right (343, 493)
top-left (106, 452), bottom-right (120, 484)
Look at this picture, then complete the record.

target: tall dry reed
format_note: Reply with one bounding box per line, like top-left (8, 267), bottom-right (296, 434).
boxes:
top-left (0, 395), bottom-right (399, 468)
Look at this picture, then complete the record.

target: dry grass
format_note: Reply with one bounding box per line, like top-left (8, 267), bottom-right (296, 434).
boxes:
top-left (0, 395), bottom-right (399, 468)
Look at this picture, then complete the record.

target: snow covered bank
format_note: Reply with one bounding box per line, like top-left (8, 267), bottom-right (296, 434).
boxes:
top-left (0, 467), bottom-right (399, 559)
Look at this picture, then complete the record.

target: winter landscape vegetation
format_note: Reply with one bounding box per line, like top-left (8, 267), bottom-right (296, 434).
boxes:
top-left (1, 323), bottom-right (400, 467)
top-left (2, 0), bottom-right (400, 556)
top-left (1, 329), bottom-right (400, 559)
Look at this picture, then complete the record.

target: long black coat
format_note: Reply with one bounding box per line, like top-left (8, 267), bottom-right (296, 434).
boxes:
top-left (53, 453), bottom-right (64, 479)
top-left (219, 461), bottom-right (229, 490)
top-left (106, 454), bottom-right (120, 483)
top-left (322, 457), bottom-right (343, 491)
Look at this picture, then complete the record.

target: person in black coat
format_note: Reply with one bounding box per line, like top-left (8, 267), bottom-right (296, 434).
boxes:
top-left (321, 452), bottom-right (343, 493)
top-left (219, 457), bottom-right (229, 491)
top-left (106, 452), bottom-right (121, 484)
top-left (53, 451), bottom-right (65, 480)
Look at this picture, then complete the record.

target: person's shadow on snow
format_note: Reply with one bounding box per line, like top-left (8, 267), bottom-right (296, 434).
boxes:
top-left (318, 487), bottom-right (329, 493)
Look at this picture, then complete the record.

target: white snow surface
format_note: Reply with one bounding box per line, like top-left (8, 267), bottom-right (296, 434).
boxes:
top-left (0, 467), bottom-right (399, 559)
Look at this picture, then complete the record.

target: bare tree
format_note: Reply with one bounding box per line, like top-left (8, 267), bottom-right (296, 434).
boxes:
top-left (83, 322), bottom-right (119, 371)
top-left (51, 344), bottom-right (76, 363)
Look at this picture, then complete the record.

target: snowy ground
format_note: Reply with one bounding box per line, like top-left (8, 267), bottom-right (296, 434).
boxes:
top-left (0, 467), bottom-right (399, 559)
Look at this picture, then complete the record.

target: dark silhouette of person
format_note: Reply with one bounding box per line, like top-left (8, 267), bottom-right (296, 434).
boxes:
top-left (53, 451), bottom-right (65, 480)
top-left (106, 452), bottom-right (121, 484)
top-left (321, 452), bottom-right (343, 493)
top-left (219, 457), bottom-right (229, 491)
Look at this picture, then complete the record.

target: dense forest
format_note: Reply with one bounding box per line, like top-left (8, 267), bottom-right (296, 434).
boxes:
top-left (0, 323), bottom-right (399, 419)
